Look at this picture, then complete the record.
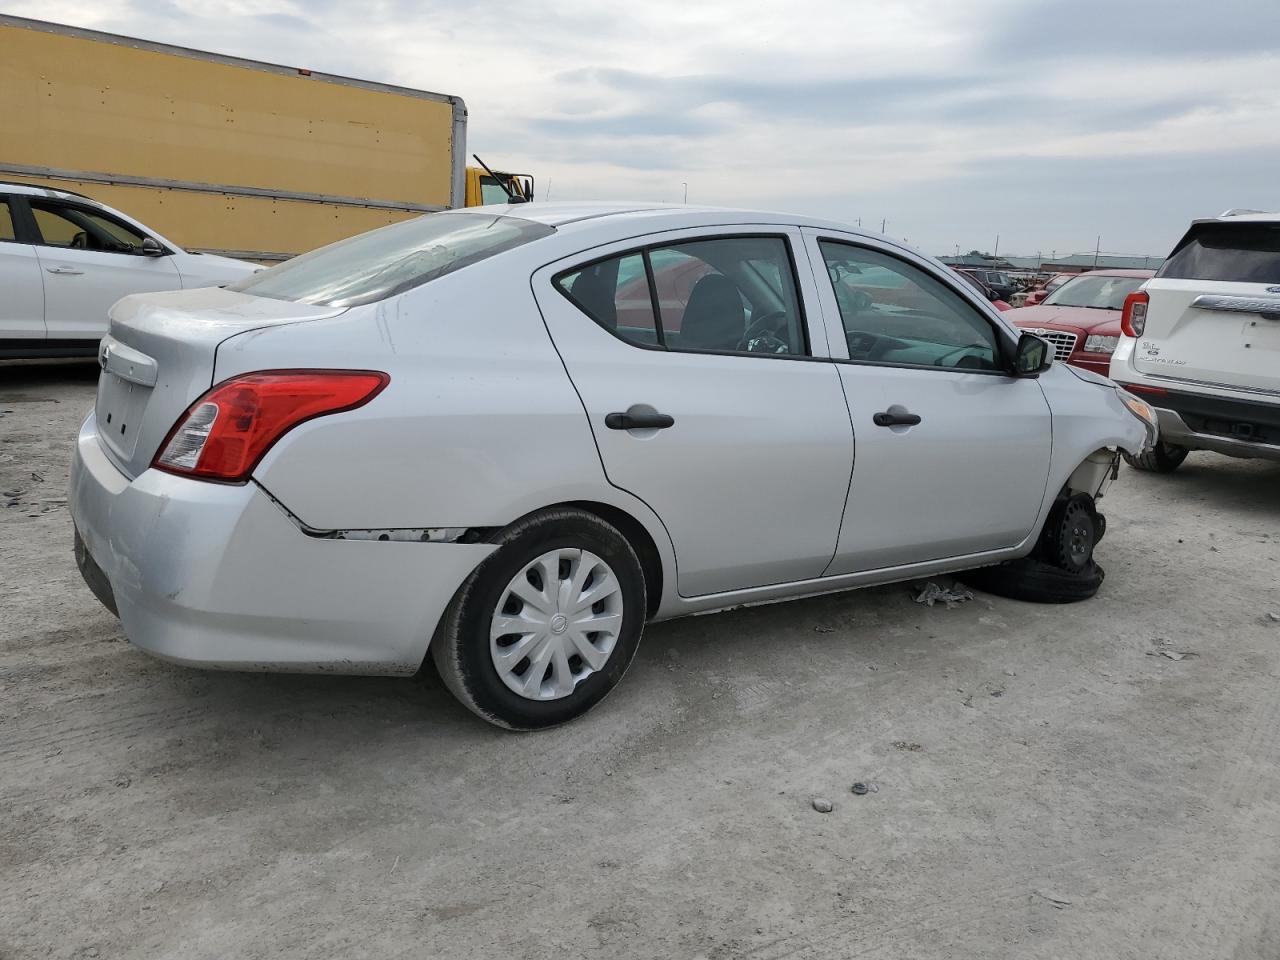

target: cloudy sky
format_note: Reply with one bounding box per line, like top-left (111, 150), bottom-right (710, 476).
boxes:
top-left (10, 0), bottom-right (1280, 257)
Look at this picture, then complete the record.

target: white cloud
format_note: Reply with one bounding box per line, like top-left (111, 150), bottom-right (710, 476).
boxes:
top-left (5, 0), bottom-right (1279, 254)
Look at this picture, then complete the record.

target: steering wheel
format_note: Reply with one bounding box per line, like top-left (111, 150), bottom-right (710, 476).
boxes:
top-left (734, 310), bottom-right (791, 353)
top-left (845, 330), bottom-right (881, 358)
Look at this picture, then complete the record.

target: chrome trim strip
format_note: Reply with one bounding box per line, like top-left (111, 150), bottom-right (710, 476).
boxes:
top-left (1137, 372), bottom-right (1280, 400)
top-left (1190, 294), bottom-right (1280, 317)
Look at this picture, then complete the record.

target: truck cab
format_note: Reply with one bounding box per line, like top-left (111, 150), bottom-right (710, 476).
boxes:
top-left (465, 167), bottom-right (534, 206)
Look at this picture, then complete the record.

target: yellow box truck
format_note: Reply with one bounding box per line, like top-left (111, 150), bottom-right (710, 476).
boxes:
top-left (0, 15), bottom-right (531, 261)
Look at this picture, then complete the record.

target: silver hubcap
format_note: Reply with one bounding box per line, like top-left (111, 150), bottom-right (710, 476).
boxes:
top-left (489, 548), bottom-right (624, 701)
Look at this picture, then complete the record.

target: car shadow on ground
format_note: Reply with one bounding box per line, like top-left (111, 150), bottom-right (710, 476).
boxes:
top-left (0, 359), bottom-right (100, 388)
top-left (139, 578), bottom-right (951, 747)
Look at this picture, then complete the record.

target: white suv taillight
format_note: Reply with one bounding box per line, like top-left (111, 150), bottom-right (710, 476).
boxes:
top-left (153, 370), bottom-right (389, 483)
top-left (1120, 290), bottom-right (1149, 338)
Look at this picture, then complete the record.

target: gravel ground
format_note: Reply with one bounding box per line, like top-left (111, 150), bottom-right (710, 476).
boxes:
top-left (3, 361), bottom-right (1280, 959)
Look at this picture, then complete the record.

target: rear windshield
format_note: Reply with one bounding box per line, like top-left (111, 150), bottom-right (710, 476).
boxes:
top-left (1044, 275), bottom-right (1147, 310)
top-left (1157, 222), bottom-right (1280, 284)
top-left (229, 212), bottom-right (554, 307)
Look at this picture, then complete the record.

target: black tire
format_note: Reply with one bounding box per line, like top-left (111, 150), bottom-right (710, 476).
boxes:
top-left (430, 507), bottom-right (647, 730)
top-left (1122, 442), bottom-right (1188, 474)
top-left (957, 492), bottom-right (1105, 603)
top-left (959, 559), bottom-right (1105, 604)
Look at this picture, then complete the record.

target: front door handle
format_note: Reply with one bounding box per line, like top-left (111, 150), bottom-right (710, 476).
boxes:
top-left (46, 266), bottom-right (85, 275)
top-left (605, 409), bottom-right (675, 430)
top-left (873, 410), bottom-right (922, 427)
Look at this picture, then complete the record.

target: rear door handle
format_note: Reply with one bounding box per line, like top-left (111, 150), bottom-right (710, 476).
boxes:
top-left (873, 410), bottom-right (922, 427)
top-left (46, 266), bottom-right (84, 275)
top-left (605, 410), bottom-right (675, 430)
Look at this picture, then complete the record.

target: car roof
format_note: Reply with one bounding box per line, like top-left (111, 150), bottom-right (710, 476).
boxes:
top-left (462, 200), bottom-right (880, 236)
top-left (1065, 269), bottom-right (1156, 279)
top-left (0, 180), bottom-right (101, 203)
top-left (1193, 210), bottom-right (1280, 225)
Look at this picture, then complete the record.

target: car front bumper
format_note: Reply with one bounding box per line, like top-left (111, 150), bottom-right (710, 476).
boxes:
top-left (69, 413), bottom-right (495, 675)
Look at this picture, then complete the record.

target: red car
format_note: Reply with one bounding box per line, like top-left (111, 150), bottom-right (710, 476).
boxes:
top-left (1022, 273), bottom-right (1072, 307)
top-left (1004, 269), bottom-right (1154, 376)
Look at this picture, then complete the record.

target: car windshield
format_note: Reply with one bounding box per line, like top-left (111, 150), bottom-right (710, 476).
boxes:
top-left (228, 212), bottom-right (554, 307)
top-left (1044, 275), bottom-right (1146, 310)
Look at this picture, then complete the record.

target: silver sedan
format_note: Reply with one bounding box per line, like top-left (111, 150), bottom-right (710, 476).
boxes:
top-left (70, 203), bottom-right (1157, 728)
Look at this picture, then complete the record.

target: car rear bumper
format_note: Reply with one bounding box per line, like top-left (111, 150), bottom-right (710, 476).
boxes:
top-left (1146, 391), bottom-right (1280, 462)
top-left (69, 412), bottom-right (495, 675)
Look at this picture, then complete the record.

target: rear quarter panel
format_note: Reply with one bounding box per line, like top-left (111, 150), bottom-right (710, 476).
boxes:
top-left (227, 263), bottom-right (673, 555)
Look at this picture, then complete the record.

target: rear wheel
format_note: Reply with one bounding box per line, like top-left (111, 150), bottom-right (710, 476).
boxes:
top-left (1122, 442), bottom-right (1188, 474)
top-left (430, 507), bottom-right (647, 730)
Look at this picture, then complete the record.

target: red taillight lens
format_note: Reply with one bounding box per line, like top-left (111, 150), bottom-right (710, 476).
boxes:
top-left (1120, 290), bottom-right (1149, 338)
top-left (153, 370), bottom-right (389, 483)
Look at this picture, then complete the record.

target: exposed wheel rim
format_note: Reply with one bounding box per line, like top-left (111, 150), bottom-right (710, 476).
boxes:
top-left (1066, 508), bottom-right (1094, 568)
top-left (489, 548), bottom-right (625, 701)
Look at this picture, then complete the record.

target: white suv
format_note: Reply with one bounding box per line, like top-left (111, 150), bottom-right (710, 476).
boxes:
top-left (1110, 210), bottom-right (1280, 471)
top-left (0, 182), bottom-right (258, 359)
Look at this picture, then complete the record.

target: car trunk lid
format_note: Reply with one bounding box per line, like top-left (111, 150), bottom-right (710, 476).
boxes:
top-left (95, 287), bottom-right (346, 478)
top-left (1134, 279), bottom-right (1280, 394)
top-left (1134, 219), bottom-right (1280, 395)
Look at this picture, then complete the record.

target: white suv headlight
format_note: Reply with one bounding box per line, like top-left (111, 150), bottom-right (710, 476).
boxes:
top-left (1084, 334), bottom-right (1120, 353)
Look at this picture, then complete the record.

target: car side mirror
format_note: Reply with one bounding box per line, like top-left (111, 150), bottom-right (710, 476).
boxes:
top-left (140, 237), bottom-right (165, 257)
top-left (1013, 332), bottom-right (1052, 376)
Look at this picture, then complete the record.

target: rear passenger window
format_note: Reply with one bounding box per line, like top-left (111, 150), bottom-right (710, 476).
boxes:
top-left (555, 236), bottom-right (808, 357)
top-left (555, 253), bottom-right (659, 347)
top-left (649, 237), bottom-right (806, 355)
top-left (0, 200), bottom-right (14, 242)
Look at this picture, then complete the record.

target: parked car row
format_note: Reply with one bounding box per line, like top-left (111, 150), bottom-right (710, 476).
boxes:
top-left (1004, 270), bottom-right (1154, 376)
top-left (998, 212), bottom-right (1280, 472)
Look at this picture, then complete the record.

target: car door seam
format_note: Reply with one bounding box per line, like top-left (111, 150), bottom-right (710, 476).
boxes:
top-left (526, 270), bottom-right (683, 590)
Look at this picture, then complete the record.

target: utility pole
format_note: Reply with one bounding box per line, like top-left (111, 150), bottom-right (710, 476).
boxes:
top-left (681, 182), bottom-right (688, 204)
top-left (856, 218), bottom-right (862, 227)
top-left (993, 234), bottom-right (1000, 259)
top-left (544, 178), bottom-right (552, 202)
top-left (1093, 235), bottom-right (1101, 268)
top-left (880, 218), bottom-right (887, 233)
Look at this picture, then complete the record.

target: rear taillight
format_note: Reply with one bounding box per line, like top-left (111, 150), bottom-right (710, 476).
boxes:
top-left (153, 370), bottom-right (389, 483)
top-left (1120, 290), bottom-right (1149, 338)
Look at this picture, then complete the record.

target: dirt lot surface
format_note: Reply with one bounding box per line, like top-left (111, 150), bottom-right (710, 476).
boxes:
top-left (3, 361), bottom-right (1280, 959)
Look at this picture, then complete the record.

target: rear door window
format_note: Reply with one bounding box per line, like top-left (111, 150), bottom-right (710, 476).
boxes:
top-left (555, 236), bottom-right (809, 357)
top-left (0, 199), bottom-right (15, 242)
top-left (1157, 222), bottom-right (1280, 283)
top-left (555, 253), bottom-right (659, 346)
